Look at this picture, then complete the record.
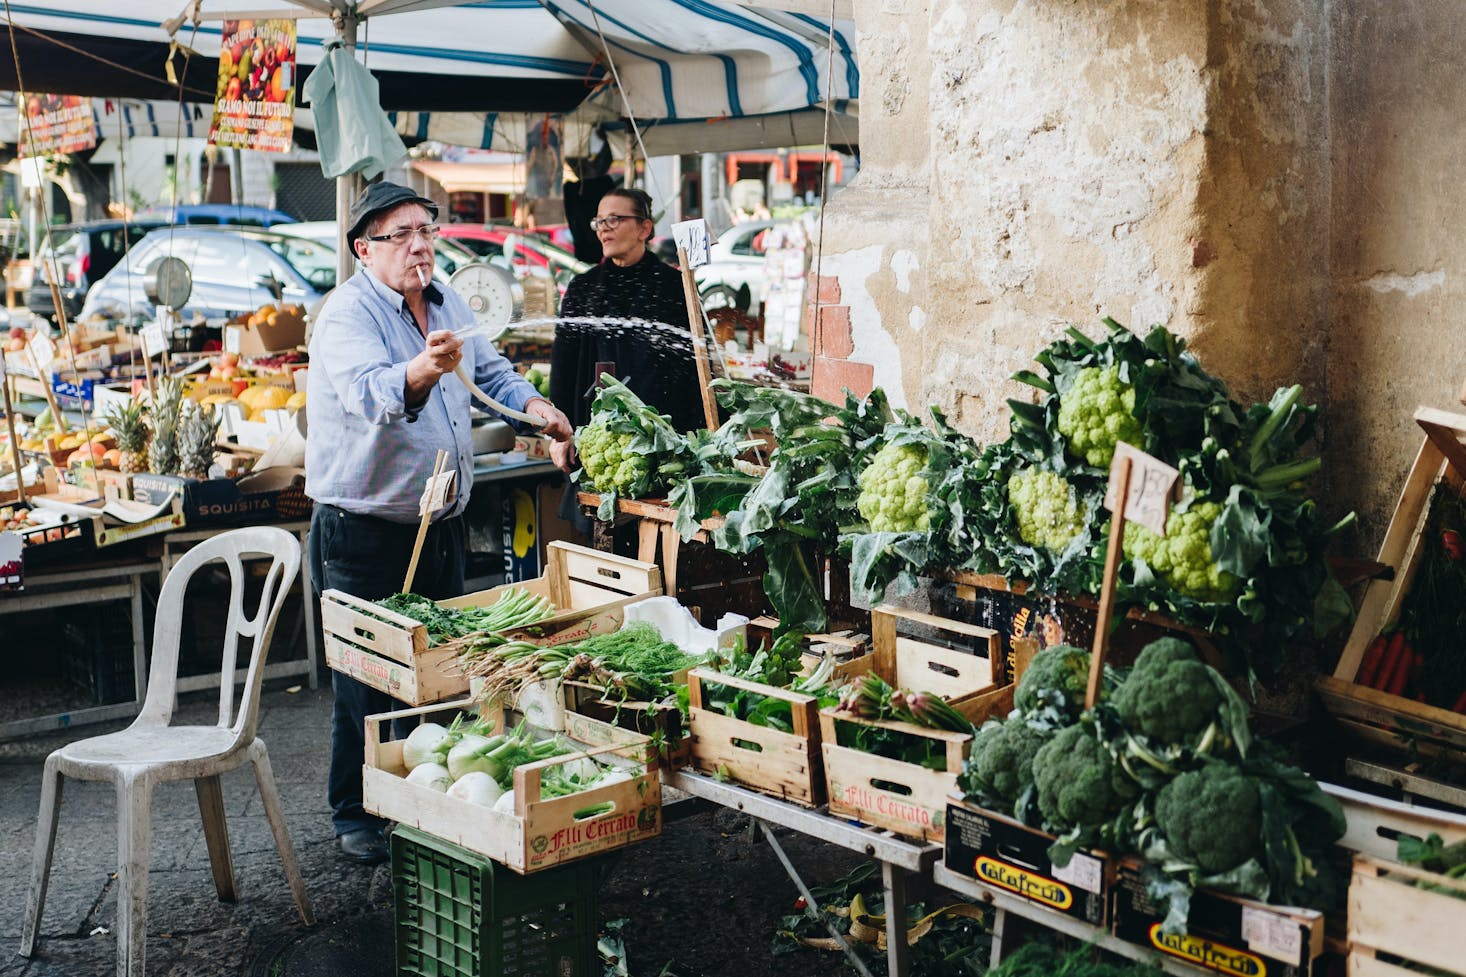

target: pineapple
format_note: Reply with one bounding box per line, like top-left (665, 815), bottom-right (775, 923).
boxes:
top-left (104, 399), bottom-right (150, 475)
top-left (147, 376), bottom-right (185, 476)
top-left (178, 403), bottom-right (221, 480)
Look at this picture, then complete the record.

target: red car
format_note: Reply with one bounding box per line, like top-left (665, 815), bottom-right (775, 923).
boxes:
top-left (436, 225), bottom-right (589, 291)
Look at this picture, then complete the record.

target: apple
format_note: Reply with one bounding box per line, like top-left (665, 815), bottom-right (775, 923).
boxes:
top-left (219, 352), bottom-right (239, 368)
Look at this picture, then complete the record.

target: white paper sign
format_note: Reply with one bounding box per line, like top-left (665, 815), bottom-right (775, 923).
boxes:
top-left (418, 469), bottom-right (458, 516)
top-left (671, 219), bottom-right (711, 268)
top-left (1241, 906), bottom-right (1304, 965)
top-left (224, 325), bottom-right (242, 354)
top-left (28, 333), bottom-right (56, 370)
top-left (1050, 850), bottom-right (1103, 894)
top-left (140, 322), bottom-right (167, 358)
top-left (1103, 441), bottom-right (1180, 536)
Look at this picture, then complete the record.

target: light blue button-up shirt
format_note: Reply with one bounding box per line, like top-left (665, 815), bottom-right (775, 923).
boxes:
top-left (305, 268), bottom-right (539, 524)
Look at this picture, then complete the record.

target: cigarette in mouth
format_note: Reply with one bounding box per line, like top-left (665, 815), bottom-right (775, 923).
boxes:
top-left (415, 266), bottom-right (428, 288)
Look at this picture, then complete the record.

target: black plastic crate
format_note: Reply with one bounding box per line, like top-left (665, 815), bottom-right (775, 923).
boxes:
top-left (391, 825), bottom-right (607, 977)
top-left (59, 611), bottom-right (136, 705)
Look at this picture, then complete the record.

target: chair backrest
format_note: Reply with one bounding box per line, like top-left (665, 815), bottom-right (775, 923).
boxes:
top-left (136, 526), bottom-right (301, 743)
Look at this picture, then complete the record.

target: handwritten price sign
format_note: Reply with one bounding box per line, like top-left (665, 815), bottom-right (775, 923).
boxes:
top-left (1103, 442), bottom-right (1179, 535)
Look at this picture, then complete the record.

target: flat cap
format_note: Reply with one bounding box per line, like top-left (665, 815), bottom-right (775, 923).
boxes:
top-left (346, 181), bottom-right (438, 248)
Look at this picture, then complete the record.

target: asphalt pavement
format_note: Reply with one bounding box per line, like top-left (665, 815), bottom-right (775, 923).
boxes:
top-left (0, 681), bottom-right (400, 977)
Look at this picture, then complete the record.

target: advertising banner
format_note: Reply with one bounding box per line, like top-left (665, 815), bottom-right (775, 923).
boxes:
top-left (19, 94), bottom-right (96, 157)
top-left (209, 19), bottom-right (296, 153)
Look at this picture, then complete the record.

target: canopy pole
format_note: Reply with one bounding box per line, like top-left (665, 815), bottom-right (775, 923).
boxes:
top-left (334, 12), bottom-right (359, 288)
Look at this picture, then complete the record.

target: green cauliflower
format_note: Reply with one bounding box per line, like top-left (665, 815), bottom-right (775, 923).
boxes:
top-left (1007, 468), bottom-right (1089, 552)
top-left (1056, 365), bottom-right (1145, 468)
top-left (1032, 722), bottom-right (1137, 831)
top-left (857, 442), bottom-right (931, 532)
top-left (959, 716), bottom-right (1052, 804)
top-left (1111, 638), bottom-right (1221, 746)
top-left (576, 421), bottom-right (651, 495)
top-left (1155, 763), bottom-right (1261, 874)
top-left (1123, 500), bottom-right (1239, 603)
top-left (1014, 644), bottom-right (1094, 722)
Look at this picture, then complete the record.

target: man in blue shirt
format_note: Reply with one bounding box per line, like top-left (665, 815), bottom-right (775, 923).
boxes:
top-left (306, 182), bottom-right (571, 864)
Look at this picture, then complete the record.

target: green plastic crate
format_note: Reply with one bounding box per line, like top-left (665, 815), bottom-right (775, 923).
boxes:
top-left (391, 824), bottom-right (607, 977)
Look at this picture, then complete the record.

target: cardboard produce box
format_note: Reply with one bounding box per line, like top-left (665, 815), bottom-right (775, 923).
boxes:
top-left (130, 467), bottom-right (312, 526)
top-left (943, 797), bottom-right (1113, 926)
top-left (1111, 859), bottom-right (1323, 977)
top-left (225, 307), bottom-right (306, 356)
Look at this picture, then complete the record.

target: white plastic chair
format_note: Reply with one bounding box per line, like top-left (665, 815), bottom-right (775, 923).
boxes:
top-left (20, 525), bottom-right (315, 977)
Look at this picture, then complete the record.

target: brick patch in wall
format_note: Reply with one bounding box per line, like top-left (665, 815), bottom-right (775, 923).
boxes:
top-left (814, 305), bottom-right (853, 359)
top-left (811, 355), bottom-right (873, 404)
top-left (809, 274), bottom-right (841, 305)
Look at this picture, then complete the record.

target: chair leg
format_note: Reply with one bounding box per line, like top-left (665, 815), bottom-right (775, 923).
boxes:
top-left (115, 773), bottom-right (153, 977)
top-left (251, 741), bottom-right (315, 925)
top-left (20, 756), bottom-right (65, 957)
top-left (194, 774), bottom-right (237, 903)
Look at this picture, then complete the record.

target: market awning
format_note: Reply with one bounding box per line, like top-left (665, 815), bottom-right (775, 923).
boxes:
top-left (0, 2), bottom-right (859, 151)
top-left (411, 158), bottom-right (536, 195)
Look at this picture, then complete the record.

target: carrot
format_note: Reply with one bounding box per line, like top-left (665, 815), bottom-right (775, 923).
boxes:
top-left (1453, 689), bottom-right (1466, 714)
top-left (1408, 651), bottom-right (1426, 694)
top-left (1357, 635), bottom-right (1388, 687)
top-left (1382, 633), bottom-right (1412, 697)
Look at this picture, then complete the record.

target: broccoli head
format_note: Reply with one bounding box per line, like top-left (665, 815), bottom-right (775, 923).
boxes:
top-left (1032, 723), bottom-right (1137, 831)
top-left (959, 717), bottom-right (1052, 804)
top-left (1111, 638), bottom-right (1221, 745)
top-left (1014, 644), bottom-right (1093, 721)
top-left (1122, 500), bottom-right (1239, 604)
top-left (1155, 763), bottom-right (1261, 874)
top-left (857, 441), bottom-right (931, 532)
top-left (1007, 468), bottom-right (1089, 553)
top-left (1056, 365), bottom-right (1144, 468)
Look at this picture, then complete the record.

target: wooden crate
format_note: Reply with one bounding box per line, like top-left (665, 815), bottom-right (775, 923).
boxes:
top-left (820, 605), bottom-right (1013, 842)
top-left (1348, 855), bottom-right (1466, 977)
top-left (684, 648), bottom-right (873, 807)
top-left (322, 541), bottom-right (661, 706)
top-left (562, 678), bottom-right (691, 768)
top-left (1316, 407), bottom-right (1466, 755)
top-left (363, 698), bottom-right (662, 875)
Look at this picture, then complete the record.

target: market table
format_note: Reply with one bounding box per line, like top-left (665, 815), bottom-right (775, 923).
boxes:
top-left (0, 558), bottom-right (153, 741)
top-left (666, 768), bottom-right (941, 977)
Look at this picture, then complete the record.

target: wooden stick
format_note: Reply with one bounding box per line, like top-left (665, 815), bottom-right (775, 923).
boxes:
top-left (402, 448), bottom-right (449, 594)
top-left (1086, 454), bottom-right (1131, 709)
top-left (2, 376), bottom-right (26, 505)
top-left (677, 246), bottom-right (721, 432)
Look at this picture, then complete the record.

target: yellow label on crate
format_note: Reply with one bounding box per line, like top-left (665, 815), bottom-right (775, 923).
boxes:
top-left (1147, 923), bottom-right (1266, 977)
top-left (974, 857), bottom-right (1073, 910)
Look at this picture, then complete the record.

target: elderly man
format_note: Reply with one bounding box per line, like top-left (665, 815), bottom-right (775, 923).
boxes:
top-left (305, 181), bottom-right (571, 864)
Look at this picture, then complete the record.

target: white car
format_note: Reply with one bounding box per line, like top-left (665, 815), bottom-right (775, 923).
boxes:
top-left (693, 221), bottom-right (780, 313)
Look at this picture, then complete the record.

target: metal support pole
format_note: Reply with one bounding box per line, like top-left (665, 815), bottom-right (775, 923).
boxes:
top-left (882, 860), bottom-right (911, 977)
top-left (756, 820), bottom-right (875, 977)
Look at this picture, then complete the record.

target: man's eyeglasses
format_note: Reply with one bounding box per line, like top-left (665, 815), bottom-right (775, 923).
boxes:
top-left (589, 214), bottom-right (646, 232)
top-left (365, 223), bottom-right (440, 246)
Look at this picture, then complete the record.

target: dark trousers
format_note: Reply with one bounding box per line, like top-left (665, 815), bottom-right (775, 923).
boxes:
top-left (309, 503), bottom-right (466, 836)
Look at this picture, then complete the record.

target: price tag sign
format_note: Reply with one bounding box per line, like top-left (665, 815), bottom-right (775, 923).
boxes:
top-left (140, 321), bottom-right (167, 358)
top-left (1103, 441), bottom-right (1179, 535)
top-left (28, 333), bottom-right (56, 371)
top-left (418, 468), bottom-right (458, 516)
top-left (672, 219), bottom-right (711, 269)
top-left (224, 325), bottom-right (242, 354)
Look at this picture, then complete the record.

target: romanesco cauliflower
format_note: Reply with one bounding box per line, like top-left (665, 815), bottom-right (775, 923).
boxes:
top-left (857, 442), bottom-right (931, 532)
top-left (576, 421), bottom-right (651, 495)
top-left (1007, 468), bottom-right (1088, 552)
top-left (1056, 365), bottom-right (1144, 468)
top-left (1123, 500), bottom-right (1239, 603)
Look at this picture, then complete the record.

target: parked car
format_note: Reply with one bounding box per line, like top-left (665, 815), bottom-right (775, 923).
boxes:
top-left (273, 221), bottom-right (481, 282)
top-left (693, 221), bottom-right (778, 313)
top-left (136, 203), bottom-right (299, 227)
top-left (24, 218), bottom-right (167, 322)
top-left (78, 226), bottom-right (334, 326)
top-left (436, 224), bottom-right (590, 291)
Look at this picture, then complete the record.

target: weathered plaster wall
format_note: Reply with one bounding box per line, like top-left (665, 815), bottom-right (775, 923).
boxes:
top-left (819, 0), bottom-right (1338, 506)
top-left (1328, 4), bottom-right (1466, 547)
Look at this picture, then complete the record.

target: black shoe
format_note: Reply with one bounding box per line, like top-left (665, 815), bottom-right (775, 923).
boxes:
top-left (337, 828), bottom-right (389, 865)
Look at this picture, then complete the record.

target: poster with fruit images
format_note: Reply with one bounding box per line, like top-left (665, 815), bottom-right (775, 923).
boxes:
top-left (209, 18), bottom-right (296, 153)
top-left (19, 94), bottom-right (96, 157)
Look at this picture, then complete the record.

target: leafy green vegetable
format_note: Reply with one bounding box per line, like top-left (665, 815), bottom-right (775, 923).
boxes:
top-left (375, 588), bottom-right (554, 648)
top-left (575, 374), bottom-right (701, 518)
